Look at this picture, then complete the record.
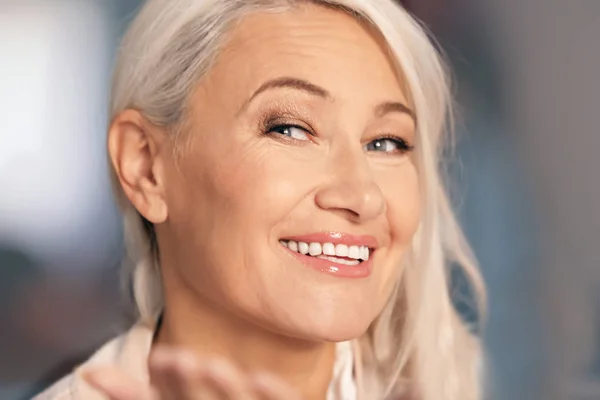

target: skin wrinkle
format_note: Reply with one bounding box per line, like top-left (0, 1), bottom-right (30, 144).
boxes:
top-left (169, 0), bottom-right (414, 342)
top-left (113, 4), bottom-right (422, 399)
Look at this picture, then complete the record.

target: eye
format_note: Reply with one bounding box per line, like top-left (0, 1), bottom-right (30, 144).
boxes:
top-left (364, 137), bottom-right (414, 155)
top-left (267, 124), bottom-right (311, 141)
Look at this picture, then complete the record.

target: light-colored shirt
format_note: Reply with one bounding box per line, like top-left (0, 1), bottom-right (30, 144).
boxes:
top-left (33, 320), bottom-right (357, 400)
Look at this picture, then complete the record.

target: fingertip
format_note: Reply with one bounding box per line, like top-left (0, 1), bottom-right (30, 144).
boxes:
top-left (82, 367), bottom-right (118, 389)
top-left (149, 346), bottom-right (199, 379)
top-left (172, 348), bottom-right (200, 376)
top-left (148, 346), bottom-right (171, 368)
top-left (83, 371), bottom-right (121, 399)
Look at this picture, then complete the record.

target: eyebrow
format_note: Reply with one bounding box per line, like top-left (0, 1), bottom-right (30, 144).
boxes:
top-left (242, 77), bottom-right (331, 109)
top-left (375, 101), bottom-right (416, 121)
top-left (240, 76), bottom-right (415, 121)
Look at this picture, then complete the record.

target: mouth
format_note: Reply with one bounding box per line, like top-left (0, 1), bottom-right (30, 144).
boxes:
top-left (279, 240), bottom-right (371, 265)
top-left (278, 232), bottom-right (378, 278)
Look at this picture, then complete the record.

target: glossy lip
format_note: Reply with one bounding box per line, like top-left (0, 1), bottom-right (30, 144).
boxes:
top-left (279, 232), bottom-right (378, 279)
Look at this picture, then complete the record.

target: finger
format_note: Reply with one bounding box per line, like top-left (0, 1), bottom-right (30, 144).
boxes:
top-left (83, 367), bottom-right (157, 400)
top-left (192, 374), bottom-right (226, 400)
top-left (150, 347), bottom-right (203, 400)
top-left (150, 346), bottom-right (254, 400)
top-left (198, 358), bottom-right (253, 400)
top-left (249, 373), bottom-right (301, 400)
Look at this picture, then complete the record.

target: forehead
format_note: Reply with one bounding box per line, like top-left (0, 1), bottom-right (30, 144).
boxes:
top-left (200, 3), bottom-right (408, 105)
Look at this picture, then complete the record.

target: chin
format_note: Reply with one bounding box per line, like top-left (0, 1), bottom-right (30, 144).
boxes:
top-left (284, 312), bottom-right (374, 343)
top-left (316, 327), bottom-right (370, 343)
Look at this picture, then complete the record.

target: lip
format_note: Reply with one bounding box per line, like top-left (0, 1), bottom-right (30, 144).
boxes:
top-left (281, 232), bottom-right (379, 249)
top-left (279, 232), bottom-right (377, 279)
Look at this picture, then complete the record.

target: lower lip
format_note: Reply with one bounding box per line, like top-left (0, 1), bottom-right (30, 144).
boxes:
top-left (282, 246), bottom-right (373, 278)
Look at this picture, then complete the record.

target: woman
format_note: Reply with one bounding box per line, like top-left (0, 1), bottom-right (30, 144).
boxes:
top-left (35, 0), bottom-right (485, 399)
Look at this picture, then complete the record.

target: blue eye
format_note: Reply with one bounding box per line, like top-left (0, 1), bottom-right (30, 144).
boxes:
top-left (365, 137), bottom-right (413, 154)
top-left (268, 125), bottom-right (311, 141)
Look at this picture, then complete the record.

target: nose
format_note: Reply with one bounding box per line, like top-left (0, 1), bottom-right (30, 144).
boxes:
top-left (314, 148), bottom-right (386, 222)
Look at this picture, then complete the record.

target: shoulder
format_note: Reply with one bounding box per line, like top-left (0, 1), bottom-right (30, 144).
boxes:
top-left (32, 320), bottom-right (155, 400)
top-left (32, 373), bottom-right (75, 400)
top-left (31, 338), bottom-right (122, 400)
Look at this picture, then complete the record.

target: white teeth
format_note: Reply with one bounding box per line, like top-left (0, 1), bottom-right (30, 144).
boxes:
top-left (322, 242), bottom-right (335, 256)
top-left (308, 242), bottom-right (322, 256)
top-left (298, 242), bottom-right (309, 255)
top-left (317, 255), bottom-right (360, 266)
top-left (335, 244), bottom-right (349, 257)
top-left (281, 240), bottom-right (371, 262)
top-left (348, 245), bottom-right (361, 260)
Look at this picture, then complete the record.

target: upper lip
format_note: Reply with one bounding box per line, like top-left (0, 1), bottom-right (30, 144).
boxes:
top-left (280, 231), bottom-right (379, 249)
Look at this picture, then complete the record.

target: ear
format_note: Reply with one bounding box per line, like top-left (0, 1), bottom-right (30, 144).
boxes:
top-left (108, 110), bottom-right (168, 224)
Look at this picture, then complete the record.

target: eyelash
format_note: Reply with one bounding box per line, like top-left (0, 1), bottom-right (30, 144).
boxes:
top-left (262, 117), bottom-right (414, 155)
top-left (264, 123), bottom-right (311, 138)
top-left (367, 135), bottom-right (415, 155)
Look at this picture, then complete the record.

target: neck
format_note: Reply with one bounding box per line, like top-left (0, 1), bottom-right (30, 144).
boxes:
top-left (154, 290), bottom-right (336, 400)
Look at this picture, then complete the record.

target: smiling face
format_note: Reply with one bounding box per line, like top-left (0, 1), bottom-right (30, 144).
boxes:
top-left (157, 3), bottom-right (421, 341)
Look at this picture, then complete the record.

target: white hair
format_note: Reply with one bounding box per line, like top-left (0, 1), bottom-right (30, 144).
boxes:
top-left (109, 1), bottom-right (487, 399)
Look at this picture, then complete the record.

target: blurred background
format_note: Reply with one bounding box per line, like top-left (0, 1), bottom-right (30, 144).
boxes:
top-left (0, 1), bottom-right (598, 399)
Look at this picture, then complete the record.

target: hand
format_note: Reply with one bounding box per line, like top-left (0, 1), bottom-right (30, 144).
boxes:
top-left (83, 346), bottom-right (301, 400)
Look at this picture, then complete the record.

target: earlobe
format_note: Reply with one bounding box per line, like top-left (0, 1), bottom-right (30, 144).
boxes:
top-left (108, 110), bottom-right (169, 224)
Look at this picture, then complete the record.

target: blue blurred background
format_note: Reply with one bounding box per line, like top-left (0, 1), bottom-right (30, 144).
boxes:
top-left (1, 1), bottom-right (599, 399)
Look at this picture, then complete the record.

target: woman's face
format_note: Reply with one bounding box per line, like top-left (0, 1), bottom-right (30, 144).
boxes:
top-left (159, 4), bottom-right (420, 341)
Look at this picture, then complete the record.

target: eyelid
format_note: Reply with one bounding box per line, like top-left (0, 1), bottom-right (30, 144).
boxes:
top-left (257, 102), bottom-right (318, 133)
top-left (267, 122), bottom-right (313, 134)
top-left (268, 124), bottom-right (312, 140)
top-left (262, 113), bottom-right (316, 137)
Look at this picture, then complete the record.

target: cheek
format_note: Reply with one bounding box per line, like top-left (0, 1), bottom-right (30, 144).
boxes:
top-left (370, 165), bottom-right (420, 309)
top-left (380, 164), bottom-right (421, 243)
top-left (166, 142), bottom-right (304, 301)
top-left (179, 138), bottom-right (316, 259)
top-left (207, 146), bottom-right (310, 222)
